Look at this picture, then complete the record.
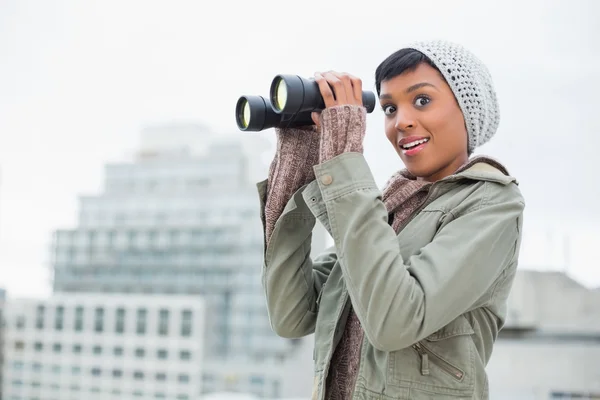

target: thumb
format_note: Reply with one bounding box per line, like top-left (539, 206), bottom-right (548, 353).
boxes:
top-left (311, 111), bottom-right (321, 130)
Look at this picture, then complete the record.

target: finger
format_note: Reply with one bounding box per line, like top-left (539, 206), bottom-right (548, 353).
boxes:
top-left (314, 72), bottom-right (336, 108)
top-left (332, 71), bottom-right (356, 105)
top-left (347, 73), bottom-right (363, 105)
top-left (322, 71), bottom-right (347, 105)
top-left (311, 111), bottom-right (321, 130)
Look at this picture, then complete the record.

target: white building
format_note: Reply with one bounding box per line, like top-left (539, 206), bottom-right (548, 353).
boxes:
top-left (1, 287), bottom-right (5, 399)
top-left (1, 293), bottom-right (205, 400)
top-left (50, 124), bottom-right (301, 360)
top-left (48, 123), bottom-right (329, 398)
top-left (488, 270), bottom-right (600, 399)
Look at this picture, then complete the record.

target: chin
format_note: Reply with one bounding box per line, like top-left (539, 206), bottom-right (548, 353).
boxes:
top-left (398, 155), bottom-right (436, 179)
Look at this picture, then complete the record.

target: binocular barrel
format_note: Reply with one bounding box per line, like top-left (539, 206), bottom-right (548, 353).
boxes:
top-left (236, 74), bottom-right (376, 132)
top-left (270, 74), bottom-right (376, 115)
top-left (235, 95), bottom-right (314, 132)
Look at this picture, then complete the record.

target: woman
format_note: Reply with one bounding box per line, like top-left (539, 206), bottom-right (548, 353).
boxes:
top-left (257, 40), bottom-right (524, 400)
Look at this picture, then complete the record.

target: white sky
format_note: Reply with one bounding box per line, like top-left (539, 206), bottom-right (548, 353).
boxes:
top-left (1, 0), bottom-right (599, 298)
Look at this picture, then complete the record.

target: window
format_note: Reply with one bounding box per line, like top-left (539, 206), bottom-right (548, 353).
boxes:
top-left (14, 341), bottom-right (25, 351)
top-left (74, 306), bottom-right (84, 331)
top-left (136, 308), bottom-right (147, 334)
top-left (155, 372), bottom-right (166, 381)
top-left (178, 374), bottom-right (189, 383)
top-left (112, 369), bottom-right (123, 378)
top-left (115, 308), bottom-right (125, 333)
top-left (71, 366), bottom-right (81, 374)
top-left (35, 305), bottom-right (45, 329)
top-left (16, 314), bottom-right (25, 329)
top-left (134, 371), bottom-right (145, 380)
top-left (135, 348), bottom-right (145, 358)
top-left (53, 343), bottom-right (62, 353)
top-left (113, 346), bottom-right (124, 356)
top-left (91, 367), bottom-right (102, 376)
top-left (158, 309), bottom-right (169, 336)
top-left (93, 345), bottom-right (102, 355)
top-left (157, 349), bottom-right (168, 359)
top-left (52, 365), bottom-right (61, 373)
top-left (94, 307), bottom-right (104, 332)
top-left (179, 350), bottom-right (191, 360)
top-left (34, 342), bottom-right (43, 351)
top-left (180, 310), bottom-right (192, 337)
top-left (55, 305), bottom-right (64, 330)
top-left (72, 344), bottom-right (82, 353)
top-left (32, 363), bottom-right (42, 372)
top-left (12, 361), bottom-right (24, 370)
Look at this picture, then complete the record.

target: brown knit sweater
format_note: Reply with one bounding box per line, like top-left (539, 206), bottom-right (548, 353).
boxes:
top-left (262, 104), bottom-right (498, 399)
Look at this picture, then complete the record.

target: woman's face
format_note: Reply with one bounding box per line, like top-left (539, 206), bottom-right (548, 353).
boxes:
top-left (379, 63), bottom-right (469, 182)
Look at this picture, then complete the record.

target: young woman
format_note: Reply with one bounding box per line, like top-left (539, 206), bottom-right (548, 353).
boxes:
top-left (257, 40), bottom-right (525, 400)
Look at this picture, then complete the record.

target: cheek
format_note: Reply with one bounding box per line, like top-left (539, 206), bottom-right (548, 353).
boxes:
top-left (384, 119), bottom-right (396, 144)
top-left (432, 103), bottom-right (467, 146)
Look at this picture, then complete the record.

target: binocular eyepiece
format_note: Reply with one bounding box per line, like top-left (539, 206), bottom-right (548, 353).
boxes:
top-left (236, 74), bottom-right (376, 132)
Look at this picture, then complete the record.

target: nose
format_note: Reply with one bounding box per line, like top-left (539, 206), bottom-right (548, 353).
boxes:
top-left (394, 110), bottom-right (416, 132)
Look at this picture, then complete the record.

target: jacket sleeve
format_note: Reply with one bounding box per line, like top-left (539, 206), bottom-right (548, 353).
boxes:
top-left (303, 152), bottom-right (525, 352)
top-left (258, 178), bottom-right (337, 339)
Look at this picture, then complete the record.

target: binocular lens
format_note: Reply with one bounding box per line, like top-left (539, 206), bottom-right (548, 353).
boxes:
top-left (241, 100), bottom-right (251, 128)
top-left (272, 79), bottom-right (288, 112)
top-left (235, 98), bottom-right (252, 129)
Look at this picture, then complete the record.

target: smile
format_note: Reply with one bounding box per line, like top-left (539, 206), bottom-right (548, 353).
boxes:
top-left (399, 137), bottom-right (429, 156)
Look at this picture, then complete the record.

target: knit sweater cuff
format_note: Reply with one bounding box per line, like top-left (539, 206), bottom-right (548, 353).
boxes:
top-left (264, 126), bottom-right (321, 243)
top-left (319, 105), bottom-right (367, 163)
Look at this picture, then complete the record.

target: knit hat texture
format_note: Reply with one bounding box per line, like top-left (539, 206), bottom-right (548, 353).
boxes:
top-left (407, 40), bottom-right (500, 153)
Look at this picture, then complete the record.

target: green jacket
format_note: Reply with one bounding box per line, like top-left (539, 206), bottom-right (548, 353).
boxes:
top-left (257, 152), bottom-right (525, 400)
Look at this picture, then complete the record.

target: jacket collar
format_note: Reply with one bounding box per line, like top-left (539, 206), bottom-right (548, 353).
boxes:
top-left (439, 155), bottom-right (518, 186)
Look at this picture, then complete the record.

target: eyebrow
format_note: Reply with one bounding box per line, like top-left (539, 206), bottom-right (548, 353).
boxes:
top-left (379, 82), bottom-right (438, 99)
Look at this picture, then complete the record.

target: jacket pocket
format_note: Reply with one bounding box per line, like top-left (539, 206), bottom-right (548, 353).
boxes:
top-left (387, 315), bottom-right (475, 398)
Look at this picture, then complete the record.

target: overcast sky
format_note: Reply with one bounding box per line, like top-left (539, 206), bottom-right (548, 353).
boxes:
top-left (1, 0), bottom-right (599, 298)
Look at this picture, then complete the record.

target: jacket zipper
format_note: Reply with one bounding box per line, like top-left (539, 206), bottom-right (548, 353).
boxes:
top-left (412, 342), bottom-right (464, 381)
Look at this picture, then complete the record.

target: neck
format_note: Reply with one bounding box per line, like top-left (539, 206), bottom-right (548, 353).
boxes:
top-left (418, 154), bottom-right (470, 182)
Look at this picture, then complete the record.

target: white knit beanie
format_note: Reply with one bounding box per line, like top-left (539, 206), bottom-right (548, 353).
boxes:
top-left (407, 40), bottom-right (500, 153)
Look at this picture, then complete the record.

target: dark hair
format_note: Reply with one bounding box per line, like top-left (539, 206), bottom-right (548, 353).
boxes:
top-left (375, 48), bottom-right (439, 96)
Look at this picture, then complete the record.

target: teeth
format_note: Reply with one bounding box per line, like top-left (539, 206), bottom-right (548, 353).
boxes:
top-left (401, 138), bottom-right (429, 149)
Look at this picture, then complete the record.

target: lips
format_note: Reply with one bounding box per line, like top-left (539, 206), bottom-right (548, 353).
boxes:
top-left (398, 136), bottom-right (430, 156)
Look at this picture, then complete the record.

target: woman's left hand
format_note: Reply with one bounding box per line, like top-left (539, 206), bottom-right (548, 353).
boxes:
top-left (311, 71), bottom-right (363, 128)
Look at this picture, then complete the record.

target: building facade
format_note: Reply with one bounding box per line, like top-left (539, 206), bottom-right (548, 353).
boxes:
top-left (1, 293), bottom-right (204, 400)
top-left (51, 127), bottom-right (294, 360)
top-left (48, 124), bottom-right (328, 398)
top-left (488, 270), bottom-right (600, 399)
top-left (1, 287), bottom-right (6, 400)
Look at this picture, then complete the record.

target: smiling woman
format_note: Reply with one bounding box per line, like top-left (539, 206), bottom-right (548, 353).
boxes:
top-left (257, 40), bottom-right (524, 400)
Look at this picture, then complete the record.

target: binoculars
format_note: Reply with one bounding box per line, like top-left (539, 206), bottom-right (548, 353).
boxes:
top-left (235, 74), bottom-right (377, 132)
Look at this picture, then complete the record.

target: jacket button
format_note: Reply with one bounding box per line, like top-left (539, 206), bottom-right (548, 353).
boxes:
top-left (321, 174), bottom-right (333, 185)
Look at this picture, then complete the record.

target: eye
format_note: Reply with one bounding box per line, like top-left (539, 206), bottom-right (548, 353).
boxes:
top-left (382, 104), bottom-right (396, 115)
top-left (414, 95), bottom-right (431, 108)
